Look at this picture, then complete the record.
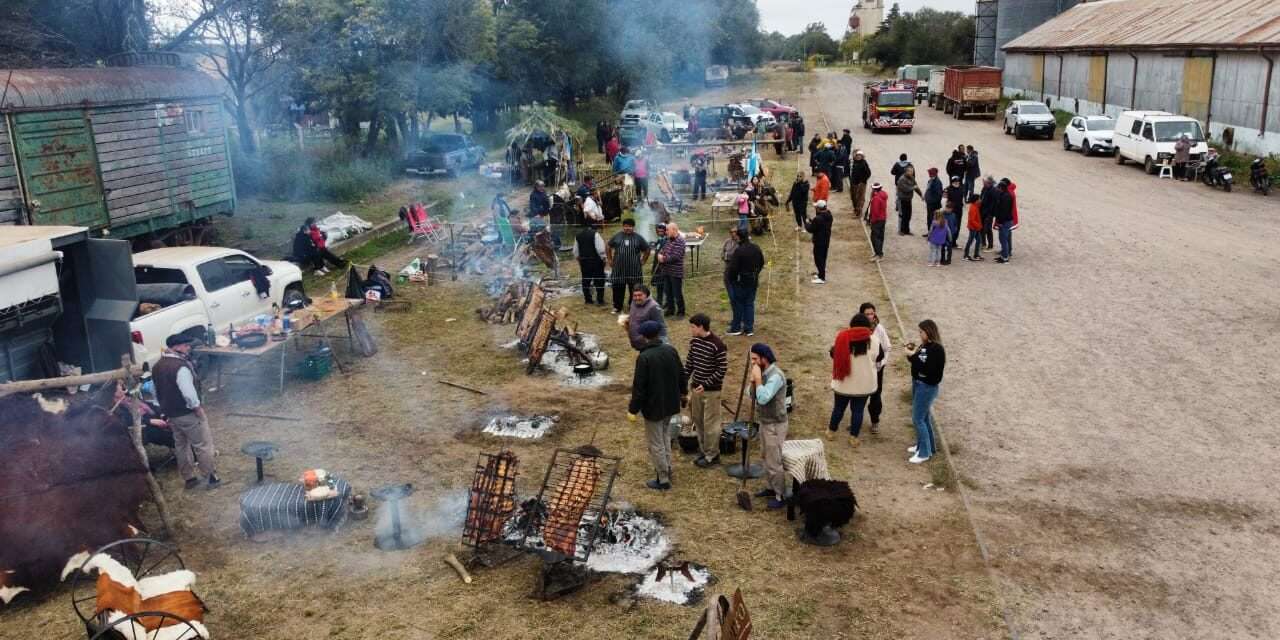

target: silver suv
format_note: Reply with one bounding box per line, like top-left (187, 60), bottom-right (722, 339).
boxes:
top-left (1004, 100), bottom-right (1056, 140)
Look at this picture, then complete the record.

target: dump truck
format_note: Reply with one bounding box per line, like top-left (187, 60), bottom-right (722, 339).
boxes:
top-left (897, 65), bottom-right (943, 103)
top-left (937, 65), bottom-right (1003, 120)
top-left (927, 68), bottom-right (946, 108)
top-left (862, 81), bottom-right (916, 133)
top-left (0, 55), bottom-right (237, 249)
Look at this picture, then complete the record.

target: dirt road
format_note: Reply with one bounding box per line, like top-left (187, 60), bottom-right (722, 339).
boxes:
top-left (791, 68), bottom-right (1280, 638)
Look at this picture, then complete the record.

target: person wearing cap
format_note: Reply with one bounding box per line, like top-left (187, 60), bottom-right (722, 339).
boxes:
top-left (607, 219), bottom-right (651, 313)
top-left (804, 200), bottom-right (833, 284)
top-left (784, 171), bottom-right (810, 231)
top-left (867, 182), bottom-right (889, 261)
top-left (650, 222), bottom-right (669, 309)
top-left (152, 334), bottom-right (220, 490)
top-left (628, 319), bottom-right (684, 490)
top-left (896, 165), bottom-right (923, 236)
top-left (924, 168), bottom-right (944, 230)
top-left (748, 343), bottom-right (789, 509)
top-left (849, 149), bottom-right (872, 216)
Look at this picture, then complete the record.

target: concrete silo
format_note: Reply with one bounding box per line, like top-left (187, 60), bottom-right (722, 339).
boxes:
top-left (993, 0), bottom-right (1082, 68)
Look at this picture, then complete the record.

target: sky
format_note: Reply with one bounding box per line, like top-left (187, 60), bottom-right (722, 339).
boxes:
top-left (757, 0), bottom-right (975, 37)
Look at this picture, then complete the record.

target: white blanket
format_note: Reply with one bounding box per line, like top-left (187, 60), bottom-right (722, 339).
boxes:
top-left (316, 212), bottom-right (374, 243)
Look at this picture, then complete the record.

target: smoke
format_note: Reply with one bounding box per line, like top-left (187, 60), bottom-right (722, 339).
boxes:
top-left (374, 490), bottom-right (470, 549)
top-left (632, 202), bottom-right (658, 242)
top-left (602, 0), bottom-right (721, 97)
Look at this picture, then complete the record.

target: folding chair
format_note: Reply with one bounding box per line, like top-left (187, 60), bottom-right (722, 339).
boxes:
top-left (407, 202), bottom-right (445, 244)
top-left (494, 213), bottom-right (517, 254)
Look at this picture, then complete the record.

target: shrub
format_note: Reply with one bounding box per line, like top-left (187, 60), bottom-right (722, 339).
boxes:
top-left (232, 138), bottom-right (395, 203)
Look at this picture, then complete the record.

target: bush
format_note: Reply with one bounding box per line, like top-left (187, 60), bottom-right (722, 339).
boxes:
top-left (232, 138), bottom-right (395, 203)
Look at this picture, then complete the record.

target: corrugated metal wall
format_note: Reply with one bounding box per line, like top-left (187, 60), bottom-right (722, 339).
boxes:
top-left (0, 119), bottom-right (19, 224)
top-left (1004, 50), bottom-right (1280, 156)
top-left (994, 0), bottom-right (1082, 68)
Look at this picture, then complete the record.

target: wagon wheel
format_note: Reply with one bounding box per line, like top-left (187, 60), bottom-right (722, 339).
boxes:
top-left (72, 538), bottom-right (186, 626)
top-left (89, 610), bottom-right (204, 640)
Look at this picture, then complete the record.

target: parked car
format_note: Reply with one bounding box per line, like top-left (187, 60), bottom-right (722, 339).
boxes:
top-left (405, 134), bottom-right (486, 176)
top-left (1113, 110), bottom-right (1209, 175)
top-left (704, 65), bottom-right (729, 87)
top-left (1063, 115), bottom-right (1117, 156)
top-left (618, 121), bottom-right (663, 148)
top-left (621, 99), bottom-right (658, 125)
top-left (1003, 100), bottom-right (1057, 139)
top-left (745, 98), bottom-right (798, 119)
top-left (130, 247), bottom-right (305, 366)
top-left (654, 112), bottom-right (689, 142)
top-left (734, 104), bottom-right (777, 128)
top-left (691, 105), bottom-right (754, 135)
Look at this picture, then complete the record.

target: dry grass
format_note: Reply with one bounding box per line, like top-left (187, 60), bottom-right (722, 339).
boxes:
top-left (3, 72), bottom-right (1005, 640)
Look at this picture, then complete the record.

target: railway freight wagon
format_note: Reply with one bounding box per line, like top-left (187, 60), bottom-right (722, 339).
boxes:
top-left (0, 60), bottom-right (236, 248)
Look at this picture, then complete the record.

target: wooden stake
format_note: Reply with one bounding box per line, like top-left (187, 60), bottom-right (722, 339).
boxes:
top-left (120, 356), bottom-right (174, 537)
top-left (437, 380), bottom-right (487, 395)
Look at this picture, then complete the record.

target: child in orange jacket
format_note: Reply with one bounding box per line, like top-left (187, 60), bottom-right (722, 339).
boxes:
top-left (963, 194), bottom-right (984, 261)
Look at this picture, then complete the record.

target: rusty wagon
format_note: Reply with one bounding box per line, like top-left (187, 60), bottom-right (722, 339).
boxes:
top-left (0, 56), bottom-right (236, 248)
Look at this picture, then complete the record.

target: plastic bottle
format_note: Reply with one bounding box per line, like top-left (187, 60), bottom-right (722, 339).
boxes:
top-left (329, 281), bottom-right (339, 300)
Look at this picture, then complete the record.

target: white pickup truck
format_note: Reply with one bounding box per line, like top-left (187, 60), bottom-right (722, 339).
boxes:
top-left (130, 247), bottom-right (306, 366)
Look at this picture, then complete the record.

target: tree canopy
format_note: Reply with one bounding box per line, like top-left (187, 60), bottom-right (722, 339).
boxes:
top-left (860, 6), bottom-right (975, 68)
top-left (760, 23), bottom-right (839, 62)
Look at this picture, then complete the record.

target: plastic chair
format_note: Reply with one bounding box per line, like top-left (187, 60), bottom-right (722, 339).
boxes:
top-left (1158, 162), bottom-right (1174, 180)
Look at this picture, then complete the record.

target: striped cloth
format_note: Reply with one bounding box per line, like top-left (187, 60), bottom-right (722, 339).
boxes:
top-left (683, 334), bottom-right (727, 391)
top-left (608, 232), bottom-right (649, 282)
top-left (238, 476), bottom-right (352, 537)
top-left (781, 440), bottom-right (830, 484)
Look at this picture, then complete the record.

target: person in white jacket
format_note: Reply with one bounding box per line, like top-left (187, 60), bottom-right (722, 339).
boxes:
top-left (860, 302), bottom-right (891, 434)
top-left (829, 313), bottom-right (881, 447)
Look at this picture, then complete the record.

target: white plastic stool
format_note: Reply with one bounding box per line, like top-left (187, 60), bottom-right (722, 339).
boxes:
top-left (1158, 162), bottom-right (1174, 179)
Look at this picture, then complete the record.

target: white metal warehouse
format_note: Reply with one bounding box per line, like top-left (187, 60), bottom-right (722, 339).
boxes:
top-left (1000, 0), bottom-right (1280, 157)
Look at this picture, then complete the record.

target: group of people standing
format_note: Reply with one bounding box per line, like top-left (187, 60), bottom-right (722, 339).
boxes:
top-left (826, 307), bottom-right (945, 464)
top-left (627, 310), bottom-right (792, 509)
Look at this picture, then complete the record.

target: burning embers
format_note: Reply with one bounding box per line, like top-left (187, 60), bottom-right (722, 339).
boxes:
top-left (505, 280), bottom-right (610, 383)
top-left (636, 561), bottom-right (712, 606)
top-left (586, 508), bottom-right (671, 574)
top-left (482, 414), bottom-right (559, 439)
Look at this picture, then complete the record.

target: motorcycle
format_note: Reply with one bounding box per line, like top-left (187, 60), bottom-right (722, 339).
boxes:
top-left (1200, 152), bottom-right (1234, 192)
top-left (1249, 158), bottom-right (1271, 196)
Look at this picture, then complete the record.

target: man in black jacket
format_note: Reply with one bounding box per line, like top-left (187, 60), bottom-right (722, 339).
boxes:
top-left (784, 171), bottom-right (810, 230)
top-left (805, 200), bottom-right (833, 284)
top-left (628, 320), bottom-right (684, 490)
top-left (573, 220), bottom-right (606, 305)
top-left (848, 149), bottom-right (872, 215)
top-left (978, 175), bottom-right (998, 250)
top-left (726, 232), bottom-right (765, 336)
top-left (994, 178), bottom-right (1014, 263)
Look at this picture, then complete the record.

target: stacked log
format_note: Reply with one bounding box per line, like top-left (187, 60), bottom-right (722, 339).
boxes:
top-left (476, 283), bottom-right (525, 324)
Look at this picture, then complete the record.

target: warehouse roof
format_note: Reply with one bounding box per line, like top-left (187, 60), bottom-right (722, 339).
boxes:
top-left (1003, 0), bottom-right (1280, 53)
top-left (0, 66), bottom-right (224, 112)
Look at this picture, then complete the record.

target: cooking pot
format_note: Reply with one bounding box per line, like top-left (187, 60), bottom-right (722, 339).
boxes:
top-left (234, 332), bottom-right (268, 349)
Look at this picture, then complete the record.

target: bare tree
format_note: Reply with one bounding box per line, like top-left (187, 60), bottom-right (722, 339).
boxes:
top-left (193, 0), bottom-right (280, 154)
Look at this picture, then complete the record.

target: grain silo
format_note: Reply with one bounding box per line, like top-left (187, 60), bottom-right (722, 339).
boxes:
top-left (974, 0), bottom-right (999, 66)
top-left (993, 0), bottom-right (1082, 68)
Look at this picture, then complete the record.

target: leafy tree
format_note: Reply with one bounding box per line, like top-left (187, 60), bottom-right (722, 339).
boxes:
top-left (862, 7), bottom-right (973, 68)
top-left (192, 0), bottom-right (281, 154)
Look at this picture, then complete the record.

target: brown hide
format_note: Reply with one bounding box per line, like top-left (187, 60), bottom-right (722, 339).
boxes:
top-left (0, 394), bottom-right (149, 599)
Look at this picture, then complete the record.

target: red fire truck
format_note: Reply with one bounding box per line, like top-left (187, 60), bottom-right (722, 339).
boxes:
top-left (862, 81), bottom-right (916, 133)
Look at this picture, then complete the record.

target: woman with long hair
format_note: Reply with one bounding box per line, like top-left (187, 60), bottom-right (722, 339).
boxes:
top-left (829, 313), bottom-right (881, 447)
top-left (905, 319), bottom-right (945, 464)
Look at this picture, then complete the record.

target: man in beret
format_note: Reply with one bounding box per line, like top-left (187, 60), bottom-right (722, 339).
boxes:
top-left (749, 343), bottom-right (788, 509)
top-left (628, 320), bottom-right (684, 490)
top-left (152, 334), bottom-right (221, 490)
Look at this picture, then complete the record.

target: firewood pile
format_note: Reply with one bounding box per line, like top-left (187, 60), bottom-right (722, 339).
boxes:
top-left (476, 281), bottom-right (529, 324)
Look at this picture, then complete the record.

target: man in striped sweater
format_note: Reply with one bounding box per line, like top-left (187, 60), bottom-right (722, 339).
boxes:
top-left (682, 313), bottom-right (728, 467)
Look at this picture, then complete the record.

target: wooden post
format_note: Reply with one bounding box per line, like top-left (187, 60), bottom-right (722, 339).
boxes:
top-left (120, 355), bottom-right (175, 537)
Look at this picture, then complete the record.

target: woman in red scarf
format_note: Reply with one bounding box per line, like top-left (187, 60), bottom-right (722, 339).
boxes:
top-left (829, 313), bottom-right (881, 446)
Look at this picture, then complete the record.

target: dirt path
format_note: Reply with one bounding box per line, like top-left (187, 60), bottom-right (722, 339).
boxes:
top-left (803, 68), bottom-right (1280, 638)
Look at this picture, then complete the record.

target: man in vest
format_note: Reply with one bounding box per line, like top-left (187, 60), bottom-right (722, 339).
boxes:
top-left (153, 334), bottom-right (221, 490)
top-left (573, 219), bottom-right (607, 305)
top-left (749, 343), bottom-right (788, 509)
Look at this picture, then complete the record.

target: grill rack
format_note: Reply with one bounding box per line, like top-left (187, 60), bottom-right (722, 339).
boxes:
top-left (462, 450), bottom-right (520, 549)
top-left (517, 447), bottom-right (620, 564)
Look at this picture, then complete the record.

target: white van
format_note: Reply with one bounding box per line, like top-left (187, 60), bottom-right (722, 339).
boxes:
top-left (1113, 111), bottom-right (1208, 174)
